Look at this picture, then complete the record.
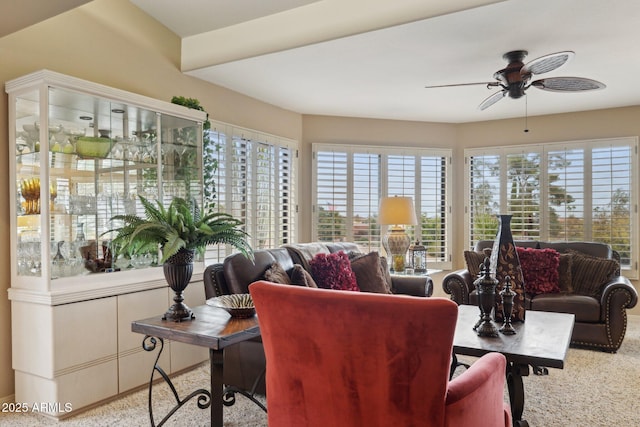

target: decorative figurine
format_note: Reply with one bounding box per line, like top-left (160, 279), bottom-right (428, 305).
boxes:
top-left (473, 257), bottom-right (499, 337)
top-left (499, 275), bottom-right (517, 335)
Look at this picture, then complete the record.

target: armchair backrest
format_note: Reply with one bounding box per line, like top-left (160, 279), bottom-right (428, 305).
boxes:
top-left (250, 281), bottom-right (459, 427)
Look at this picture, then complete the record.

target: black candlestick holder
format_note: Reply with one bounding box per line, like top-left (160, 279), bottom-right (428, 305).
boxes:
top-left (473, 257), bottom-right (499, 337)
top-left (499, 275), bottom-right (517, 335)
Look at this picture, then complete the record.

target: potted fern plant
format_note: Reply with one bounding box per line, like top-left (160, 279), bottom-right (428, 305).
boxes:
top-left (105, 196), bottom-right (252, 321)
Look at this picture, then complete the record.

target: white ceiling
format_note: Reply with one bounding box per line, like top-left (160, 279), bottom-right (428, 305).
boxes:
top-left (9, 0), bottom-right (639, 124)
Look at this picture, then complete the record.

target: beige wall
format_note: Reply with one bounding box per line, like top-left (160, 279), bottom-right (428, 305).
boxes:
top-left (0, 0), bottom-right (638, 402)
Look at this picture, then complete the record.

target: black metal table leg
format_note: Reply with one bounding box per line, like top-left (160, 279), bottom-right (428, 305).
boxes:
top-left (450, 352), bottom-right (471, 380)
top-left (506, 362), bottom-right (530, 427)
top-left (142, 335), bottom-right (211, 427)
top-left (223, 367), bottom-right (268, 412)
top-left (210, 348), bottom-right (224, 427)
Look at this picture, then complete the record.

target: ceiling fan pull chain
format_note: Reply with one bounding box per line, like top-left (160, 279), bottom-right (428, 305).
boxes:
top-left (524, 96), bottom-right (529, 133)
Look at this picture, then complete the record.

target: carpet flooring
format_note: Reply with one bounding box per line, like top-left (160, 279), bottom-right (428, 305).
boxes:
top-left (2, 315), bottom-right (639, 427)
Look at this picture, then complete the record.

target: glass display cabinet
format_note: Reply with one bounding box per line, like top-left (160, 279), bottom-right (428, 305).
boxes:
top-left (6, 71), bottom-right (209, 417)
top-left (7, 70), bottom-right (206, 293)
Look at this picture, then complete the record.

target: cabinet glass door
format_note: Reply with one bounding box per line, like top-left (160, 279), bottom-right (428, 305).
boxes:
top-left (14, 85), bottom-right (202, 281)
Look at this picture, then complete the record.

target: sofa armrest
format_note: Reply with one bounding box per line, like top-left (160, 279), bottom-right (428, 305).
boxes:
top-left (445, 352), bottom-right (511, 426)
top-left (598, 276), bottom-right (638, 346)
top-left (442, 269), bottom-right (475, 304)
top-left (600, 276), bottom-right (638, 312)
top-left (203, 263), bottom-right (229, 299)
top-left (391, 275), bottom-right (433, 297)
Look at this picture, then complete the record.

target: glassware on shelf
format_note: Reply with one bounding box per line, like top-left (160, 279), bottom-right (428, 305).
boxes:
top-left (20, 178), bottom-right (41, 214)
top-left (130, 253), bottom-right (154, 269)
top-left (75, 223), bottom-right (86, 242)
top-left (114, 255), bottom-right (130, 270)
top-left (16, 135), bottom-right (28, 157)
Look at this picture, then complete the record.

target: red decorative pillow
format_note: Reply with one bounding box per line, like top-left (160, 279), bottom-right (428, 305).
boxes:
top-left (310, 252), bottom-right (360, 292)
top-left (516, 247), bottom-right (560, 296)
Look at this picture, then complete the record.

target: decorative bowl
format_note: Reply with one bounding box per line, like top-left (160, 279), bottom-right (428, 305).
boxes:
top-left (206, 294), bottom-right (256, 318)
top-left (130, 253), bottom-right (154, 269)
top-left (76, 136), bottom-right (112, 159)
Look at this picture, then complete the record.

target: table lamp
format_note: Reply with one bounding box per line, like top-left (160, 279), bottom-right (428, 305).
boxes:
top-left (378, 196), bottom-right (418, 272)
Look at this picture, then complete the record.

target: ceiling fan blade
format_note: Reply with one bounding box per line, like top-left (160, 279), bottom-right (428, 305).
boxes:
top-left (478, 90), bottom-right (507, 110)
top-left (531, 77), bottom-right (606, 92)
top-left (425, 82), bottom-right (498, 89)
top-left (521, 51), bottom-right (574, 75)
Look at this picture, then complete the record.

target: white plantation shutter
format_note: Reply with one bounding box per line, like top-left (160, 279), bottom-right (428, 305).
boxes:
top-left (466, 153), bottom-right (501, 247)
top-left (277, 143), bottom-right (296, 247)
top-left (466, 137), bottom-right (637, 275)
top-left (352, 152), bottom-right (381, 252)
top-left (204, 121), bottom-right (298, 263)
top-left (314, 150), bottom-right (349, 242)
top-left (546, 147), bottom-right (586, 241)
top-left (505, 149), bottom-right (541, 239)
top-left (591, 143), bottom-right (634, 266)
top-left (313, 144), bottom-right (452, 268)
top-left (420, 156), bottom-right (448, 261)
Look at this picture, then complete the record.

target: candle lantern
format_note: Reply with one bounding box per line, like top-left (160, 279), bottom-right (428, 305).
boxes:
top-left (408, 241), bottom-right (427, 274)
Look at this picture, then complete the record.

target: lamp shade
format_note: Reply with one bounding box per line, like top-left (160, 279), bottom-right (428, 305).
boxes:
top-left (378, 196), bottom-right (418, 226)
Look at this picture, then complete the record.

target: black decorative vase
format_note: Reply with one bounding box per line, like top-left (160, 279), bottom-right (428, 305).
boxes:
top-left (163, 248), bottom-right (195, 322)
top-left (489, 215), bottom-right (526, 323)
top-left (473, 257), bottom-right (499, 337)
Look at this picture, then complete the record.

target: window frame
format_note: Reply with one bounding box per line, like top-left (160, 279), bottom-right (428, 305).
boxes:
top-left (204, 120), bottom-right (298, 263)
top-left (465, 137), bottom-right (638, 278)
top-left (312, 143), bottom-right (452, 270)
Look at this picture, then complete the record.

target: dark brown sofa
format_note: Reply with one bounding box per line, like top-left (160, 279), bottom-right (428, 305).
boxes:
top-left (442, 240), bottom-right (638, 352)
top-left (204, 241), bottom-right (434, 395)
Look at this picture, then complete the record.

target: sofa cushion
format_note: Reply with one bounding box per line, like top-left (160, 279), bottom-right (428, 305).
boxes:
top-left (531, 293), bottom-right (601, 323)
top-left (263, 262), bottom-right (292, 285)
top-left (379, 256), bottom-right (393, 292)
top-left (290, 264), bottom-right (318, 288)
top-left (464, 250), bottom-right (487, 278)
top-left (310, 252), bottom-right (359, 291)
top-left (516, 247), bottom-right (560, 296)
top-left (570, 251), bottom-right (619, 296)
top-left (223, 248), bottom-right (291, 294)
top-left (284, 243), bottom-right (330, 271)
top-left (349, 252), bottom-right (392, 294)
top-left (558, 253), bottom-right (573, 293)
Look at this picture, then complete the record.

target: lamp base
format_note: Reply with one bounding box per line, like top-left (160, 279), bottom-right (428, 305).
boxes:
top-left (382, 227), bottom-right (411, 272)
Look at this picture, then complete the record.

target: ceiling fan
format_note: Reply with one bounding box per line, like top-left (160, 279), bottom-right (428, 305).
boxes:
top-left (425, 50), bottom-right (606, 110)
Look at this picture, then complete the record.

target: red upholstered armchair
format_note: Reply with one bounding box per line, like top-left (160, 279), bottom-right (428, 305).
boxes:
top-left (250, 281), bottom-right (511, 427)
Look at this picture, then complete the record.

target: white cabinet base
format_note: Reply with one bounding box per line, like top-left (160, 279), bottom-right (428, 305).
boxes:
top-left (9, 276), bottom-right (207, 419)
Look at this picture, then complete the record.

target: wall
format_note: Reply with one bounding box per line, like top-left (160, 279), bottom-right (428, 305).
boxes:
top-left (0, 0), bottom-right (302, 402)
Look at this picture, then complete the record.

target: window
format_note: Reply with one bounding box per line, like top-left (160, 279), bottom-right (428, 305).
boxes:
top-left (465, 137), bottom-right (638, 275)
top-left (205, 121), bottom-right (297, 263)
top-left (313, 144), bottom-right (452, 269)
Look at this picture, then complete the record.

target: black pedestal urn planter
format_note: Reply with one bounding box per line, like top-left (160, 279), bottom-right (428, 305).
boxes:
top-left (163, 248), bottom-right (195, 322)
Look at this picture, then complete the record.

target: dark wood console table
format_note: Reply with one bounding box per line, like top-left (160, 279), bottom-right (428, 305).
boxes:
top-left (132, 304), bottom-right (262, 427)
top-left (453, 305), bottom-right (574, 427)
